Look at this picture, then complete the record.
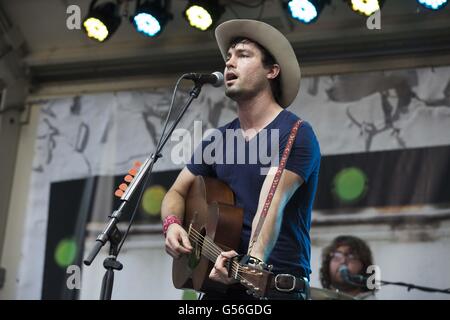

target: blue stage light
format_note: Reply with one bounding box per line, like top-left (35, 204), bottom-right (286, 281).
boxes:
top-left (288, 0), bottom-right (318, 23)
top-left (132, 0), bottom-right (172, 37)
top-left (417, 0), bottom-right (448, 10)
top-left (133, 12), bottom-right (161, 37)
top-left (287, 0), bottom-right (330, 24)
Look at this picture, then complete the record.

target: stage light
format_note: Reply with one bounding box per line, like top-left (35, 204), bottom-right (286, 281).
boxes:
top-left (345, 0), bottom-right (385, 17)
top-left (183, 0), bottom-right (225, 31)
top-left (131, 0), bottom-right (173, 37)
top-left (417, 0), bottom-right (448, 10)
top-left (83, 0), bottom-right (121, 42)
top-left (287, 0), bottom-right (330, 24)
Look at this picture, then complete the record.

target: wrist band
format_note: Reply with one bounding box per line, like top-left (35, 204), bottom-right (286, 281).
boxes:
top-left (162, 215), bottom-right (181, 237)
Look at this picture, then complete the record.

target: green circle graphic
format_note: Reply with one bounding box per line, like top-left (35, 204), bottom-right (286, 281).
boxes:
top-left (141, 185), bottom-right (167, 216)
top-left (182, 290), bottom-right (198, 300)
top-left (54, 238), bottom-right (77, 268)
top-left (333, 167), bottom-right (367, 203)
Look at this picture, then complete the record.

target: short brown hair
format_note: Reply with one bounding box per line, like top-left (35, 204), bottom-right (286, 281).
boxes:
top-left (228, 37), bottom-right (282, 105)
top-left (319, 235), bottom-right (374, 292)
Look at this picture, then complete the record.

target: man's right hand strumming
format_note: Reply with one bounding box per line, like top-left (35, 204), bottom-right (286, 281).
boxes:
top-left (164, 223), bottom-right (193, 259)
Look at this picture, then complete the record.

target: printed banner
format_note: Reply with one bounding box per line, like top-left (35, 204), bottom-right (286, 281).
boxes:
top-left (19, 66), bottom-right (450, 298)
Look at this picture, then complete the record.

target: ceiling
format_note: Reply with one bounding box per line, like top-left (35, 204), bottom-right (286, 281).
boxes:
top-left (1, 0), bottom-right (450, 89)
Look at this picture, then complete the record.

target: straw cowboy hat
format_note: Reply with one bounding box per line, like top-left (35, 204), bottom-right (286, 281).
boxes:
top-left (215, 19), bottom-right (301, 108)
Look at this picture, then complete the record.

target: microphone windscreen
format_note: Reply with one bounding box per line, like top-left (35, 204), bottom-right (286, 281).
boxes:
top-left (338, 265), bottom-right (351, 281)
top-left (212, 71), bottom-right (224, 87)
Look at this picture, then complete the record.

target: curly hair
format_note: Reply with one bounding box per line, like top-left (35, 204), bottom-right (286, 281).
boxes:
top-left (319, 235), bottom-right (374, 292)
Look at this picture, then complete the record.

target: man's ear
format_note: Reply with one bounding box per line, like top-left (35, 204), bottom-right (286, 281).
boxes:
top-left (267, 64), bottom-right (280, 80)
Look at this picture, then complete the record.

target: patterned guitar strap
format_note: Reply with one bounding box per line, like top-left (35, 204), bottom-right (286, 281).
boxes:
top-left (248, 119), bottom-right (303, 255)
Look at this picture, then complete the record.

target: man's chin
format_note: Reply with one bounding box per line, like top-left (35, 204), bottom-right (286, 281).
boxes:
top-left (225, 88), bottom-right (241, 100)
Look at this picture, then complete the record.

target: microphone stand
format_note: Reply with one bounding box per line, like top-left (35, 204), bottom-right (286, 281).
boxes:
top-left (344, 274), bottom-right (450, 295)
top-left (83, 81), bottom-right (203, 300)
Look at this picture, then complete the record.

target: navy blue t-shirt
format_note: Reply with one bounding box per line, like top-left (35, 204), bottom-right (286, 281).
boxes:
top-left (186, 109), bottom-right (321, 277)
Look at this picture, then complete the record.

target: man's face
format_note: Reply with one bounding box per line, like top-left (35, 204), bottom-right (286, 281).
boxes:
top-left (224, 41), bottom-right (271, 102)
top-left (329, 245), bottom-right (364, 288)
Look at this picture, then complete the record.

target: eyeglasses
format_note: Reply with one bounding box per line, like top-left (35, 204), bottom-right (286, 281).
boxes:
top-left (330, 251), bottom-right (360, 263)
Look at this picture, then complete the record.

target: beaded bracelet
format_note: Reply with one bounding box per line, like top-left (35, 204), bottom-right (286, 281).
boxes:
top-left (162, 215), bottom-right (181, 237)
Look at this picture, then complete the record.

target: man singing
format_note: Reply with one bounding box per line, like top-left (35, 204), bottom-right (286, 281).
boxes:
top-left (161, 19), bottom-right (321, 300)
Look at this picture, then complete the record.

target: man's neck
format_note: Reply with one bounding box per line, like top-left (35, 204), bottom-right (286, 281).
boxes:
top-left (236, 92), bottom-right (283, 132)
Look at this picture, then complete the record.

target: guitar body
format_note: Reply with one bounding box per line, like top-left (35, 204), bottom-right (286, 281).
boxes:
top-left (172, 176), bottom-right (244, 294)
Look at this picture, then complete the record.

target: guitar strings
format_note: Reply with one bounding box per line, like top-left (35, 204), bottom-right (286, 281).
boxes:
top-left (188, 232), bottom-right (252, 284)
top-left (188, 228), bottom-right (236, 265)
top-left (188, 226), bottom-right (263, 279)
top-left (188, 231), bottom-right (267, 293)
top-left (187, 230), bottom-right (242, 274)
top-left (188, 226), bottom-right (242, 269)
top-left (187, 228), bottom-right (257, 283)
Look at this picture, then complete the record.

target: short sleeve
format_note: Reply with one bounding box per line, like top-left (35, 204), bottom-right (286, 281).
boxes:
top-left (186, 131), bottom-right (219, 178)
top-left (284, 122), bottom-right (321, 183)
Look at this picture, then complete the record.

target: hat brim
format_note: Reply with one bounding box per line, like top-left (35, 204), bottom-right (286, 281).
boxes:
top-left (215, 19), bottom-right (301, 108)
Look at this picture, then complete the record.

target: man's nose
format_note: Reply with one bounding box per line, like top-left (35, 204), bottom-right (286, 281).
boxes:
top-left (226, 56), bottom-right (236, 68)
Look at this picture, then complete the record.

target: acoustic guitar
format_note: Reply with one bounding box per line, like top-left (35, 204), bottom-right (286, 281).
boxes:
top-left (114, 165), bottom-right (272, 298)
top-left (172, 175), bottom-right (272, 298)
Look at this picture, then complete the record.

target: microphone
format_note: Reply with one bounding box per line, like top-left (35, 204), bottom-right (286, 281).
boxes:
top-left (184, 72), bottom-right (224, 87)
top-left (338, 265), bottom-right (367, 285)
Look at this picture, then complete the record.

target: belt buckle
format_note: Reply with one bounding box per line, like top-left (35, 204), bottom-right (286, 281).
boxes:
top-left (274, 274), bottom-right (296, 292)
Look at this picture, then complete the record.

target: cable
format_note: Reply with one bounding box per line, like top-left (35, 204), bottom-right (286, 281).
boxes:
top-left (115, 73), bottom-right (188, 255)
top-left (379, 280), bottom-right (450, 295)
top-left (156, 73), bottom-right (189, 153)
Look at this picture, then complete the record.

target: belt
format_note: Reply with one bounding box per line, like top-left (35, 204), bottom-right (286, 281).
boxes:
top-left (226, 273), bottom-right (310, 300)
top-left (267, 273), bottom-right (310, 298)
